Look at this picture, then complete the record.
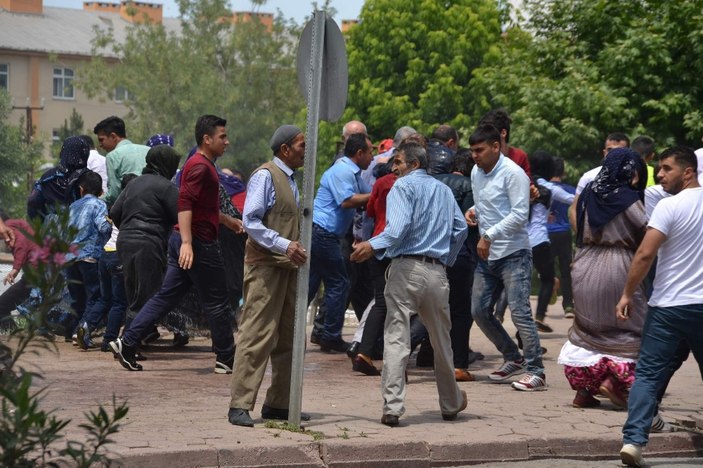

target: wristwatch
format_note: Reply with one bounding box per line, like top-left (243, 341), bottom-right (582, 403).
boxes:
top-left (482, 233), bottom-right (492, 242)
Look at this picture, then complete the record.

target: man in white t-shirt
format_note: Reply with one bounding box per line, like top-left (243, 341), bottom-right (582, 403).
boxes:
top-left (614, 146), bottom-right (703, 467)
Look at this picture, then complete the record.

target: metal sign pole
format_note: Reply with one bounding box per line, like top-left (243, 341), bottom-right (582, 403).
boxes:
top-left (289, 10), bottom-right (325, 427)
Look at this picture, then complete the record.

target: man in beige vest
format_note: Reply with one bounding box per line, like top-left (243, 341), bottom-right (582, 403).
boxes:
top-left (228, 125), bottom-right (309, 427)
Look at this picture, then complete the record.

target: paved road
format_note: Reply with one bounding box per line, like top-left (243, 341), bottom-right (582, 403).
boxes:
top-left (6, 297), bottom-right (703, 466)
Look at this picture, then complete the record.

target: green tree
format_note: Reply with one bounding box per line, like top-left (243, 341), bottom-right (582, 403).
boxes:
top-left (0, 90), bottom-right (43, 217)
top-left (472, 0), bottom-right (703, 174)
top-left (343, 0), bottom-right (505, 143)
top-left (52, 107), bottom-right (85, 160)
top-left (78, 0), bottom-right (304, 176)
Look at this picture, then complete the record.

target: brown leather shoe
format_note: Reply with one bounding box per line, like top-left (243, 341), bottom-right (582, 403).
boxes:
top-left (352, 354), bottom-right (380, 376)
top-left (381, 414), bottom-right (399, 427)
top-left (572, 389), bottom-right (601, 408)
top-left (442, 390), bottom-right (468, 421)
top-left (598, 376), bottom-right (628, 409)
top-left (455, 368), bottom-right (475, 382)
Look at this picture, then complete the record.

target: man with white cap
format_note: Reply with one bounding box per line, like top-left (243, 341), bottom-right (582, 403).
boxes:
top-left (228, 125), bottom-right (309, 427)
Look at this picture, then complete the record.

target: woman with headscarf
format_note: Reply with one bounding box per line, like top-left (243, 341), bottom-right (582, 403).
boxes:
top-left (28, 136), bottom-right (90, 221)
top-left (558, 148), bottom-right (647, 409)
top-left (110, 145), bottom-right (181, 341)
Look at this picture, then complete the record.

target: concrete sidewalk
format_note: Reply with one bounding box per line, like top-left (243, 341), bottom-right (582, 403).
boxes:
top-left (13, 300), bottom-right (703, 467)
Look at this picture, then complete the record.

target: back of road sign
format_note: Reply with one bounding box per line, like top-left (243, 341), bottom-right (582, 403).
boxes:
top-left (296, 16), bottom-right (348, 122)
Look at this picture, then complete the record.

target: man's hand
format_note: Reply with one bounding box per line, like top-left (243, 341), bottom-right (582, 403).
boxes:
top-left (179, 241), bottom-right (194, 270)
top-left (477, 237), bottom-right (490, 261)
top-left (530, 185), bottom-right (540, 202)
top-left (3, 269), bottom-right (18, 285)
top-left (465, 208), bottom-right (477, 227)
top-left (350, 241), bottom-right (374, 263)
top-left (224, 216), bottom-right (245, 234)
top-left (615, 295), bottom-right (632, 321)
top-left (0, 221), bottom-right (15, 248)
top-left (286, 241), bottom-right (307, 266)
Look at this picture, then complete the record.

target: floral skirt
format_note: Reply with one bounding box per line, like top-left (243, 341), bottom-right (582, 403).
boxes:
top-left (563, 357), bottom-right (636, 394)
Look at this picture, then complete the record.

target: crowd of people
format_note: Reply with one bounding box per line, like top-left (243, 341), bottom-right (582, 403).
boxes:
top-left (1, 107), bottom-right (702, 468)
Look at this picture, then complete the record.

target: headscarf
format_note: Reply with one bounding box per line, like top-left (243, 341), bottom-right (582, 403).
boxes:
top-left (142, 144), bottom-right (181, 180)
top-left (576, 147), bottom-right (646, 243)
top-left (146, 134), bottom-right (175, 148)
top-left (36, 136), bottom-right (90, 204)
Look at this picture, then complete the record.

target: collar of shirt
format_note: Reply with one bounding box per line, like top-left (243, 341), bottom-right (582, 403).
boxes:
top-left (115, 139), bottom-right (133, 150)
top-left (273, 156), bottom-right (295, 177)
top-left (478, 153), bottom-right (506, 177)
top-left (338, 156), bottom-right (361, 174)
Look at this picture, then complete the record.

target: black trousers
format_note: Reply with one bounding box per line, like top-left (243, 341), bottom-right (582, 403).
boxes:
top-left (0, 277), bottom-right (29, 326)
top-left (447, 252), bottom-right (476, 369)
top-left (549, 230), bottom-right (573, 309)
top-left (532, 241), bottom-right (555, 320)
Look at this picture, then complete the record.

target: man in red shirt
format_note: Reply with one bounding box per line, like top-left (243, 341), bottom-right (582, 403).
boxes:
top-left (110, 115), bottom-right (235, 373)
top-left (0, 215), bottom-right (37, 328)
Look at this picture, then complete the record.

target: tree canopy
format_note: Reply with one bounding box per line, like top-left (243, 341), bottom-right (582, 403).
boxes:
top-left (78, 0), bottom-right (304, 175)
top-left (0, 91), bottom-right (43, 217)
top-left (472, 0), bottom-right (703, 174)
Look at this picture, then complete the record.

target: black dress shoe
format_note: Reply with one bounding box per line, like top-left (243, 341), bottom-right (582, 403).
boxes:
top-left (381, 414), bottom-right (399, 427)
top-left (310, 334), bottom-right (321, 345)
top-left (319, 338), bottom-right (351, 353)
top-left (261, 404), bottom-right (311, 421)
top-left (352, 354), bottom-right (380, 376)
top-left (346, 341), bottom-right (360, 359)
top-left (228, 408), bottom-right (254, 427)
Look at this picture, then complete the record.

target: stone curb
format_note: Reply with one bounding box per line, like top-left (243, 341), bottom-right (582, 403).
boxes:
top-left (117, 431), bottom-right (703, 467)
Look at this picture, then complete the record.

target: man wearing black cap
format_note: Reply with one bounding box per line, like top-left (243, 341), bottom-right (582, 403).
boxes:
top-left (228, 125), bottom-right (309, 427)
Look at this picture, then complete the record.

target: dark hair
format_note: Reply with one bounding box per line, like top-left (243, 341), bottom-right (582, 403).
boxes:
top-left (469, 124), bottom-right (501, 146)
top-left (79, 134), bottom-right (95, 149)
top-left (659, 146), bottom-right (697, 173)
top-left (397, 141), bottom-right (428, 169)
top-left (606, 132), bottom-right (630, 147)
top-left (344, 132), bottom-right (370, 158)
top-left (430, 124), bottom-right (458, 144)
top-left (195, 114), bottom-right (227, 146)
top-left (631, 135), bottom-right (655, 158)
top-left (121, 173), bottom-right (139, 190)
top-left (78, 170), bottom-right (103, 197)
top-left (529, 150), bottom-right (556, 181)
top-left (479, 108), bottom-right (511, 142)
top-left (229, 168), bottom-right (245, 182)
top-left (93, 116), bottom-right (126, 138)
top-left (452, 148), bottom-right (474, 176)
top-left (553, 157), bottom-right (565, 178)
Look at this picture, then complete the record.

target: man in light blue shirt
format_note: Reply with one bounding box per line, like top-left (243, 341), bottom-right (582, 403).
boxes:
top-left (351, 140), bottom-right (468, 426)
top-left (467, 124), bottom-right (546, 392)
top-left (307, 133), bottom-right (373, 352)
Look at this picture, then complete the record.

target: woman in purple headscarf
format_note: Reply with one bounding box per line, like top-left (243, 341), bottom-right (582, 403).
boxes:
top-left (28, 136), bottom-right (90, 221)
top-left (558, 148), bottom-right (648, 409)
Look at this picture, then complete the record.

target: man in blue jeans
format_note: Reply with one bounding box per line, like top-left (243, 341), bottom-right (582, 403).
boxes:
top-left (308, 132), bottom-right (373, 352)
top-left (109, 115), bottom-right (235, 373)
top-left (467, 124), bottom-right (546, 391)
top-left (615, 146), bottom-right (703, 467)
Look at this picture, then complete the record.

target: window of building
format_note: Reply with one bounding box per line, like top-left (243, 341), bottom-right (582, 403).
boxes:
top-left (0, 64), bottom-right (8, 90)
top-left (52, 129), bottom-right (60, 143)
top-left (114, 86), bottom-right (130, 103)
top-left (53, 67), bottom-right (74, 99)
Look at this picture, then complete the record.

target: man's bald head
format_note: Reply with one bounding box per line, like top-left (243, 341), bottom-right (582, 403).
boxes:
top-left (342, 120), bottom-right (367, 140)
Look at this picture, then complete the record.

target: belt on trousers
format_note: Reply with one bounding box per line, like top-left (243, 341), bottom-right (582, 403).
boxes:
top-left (396, 254), bottom-right (444, 266)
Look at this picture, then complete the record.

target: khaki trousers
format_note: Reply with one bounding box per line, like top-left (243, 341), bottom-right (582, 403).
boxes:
top-left (229, 263), bottom-right (297, 410)
top-left (382, 257), bottom-right (463, 416)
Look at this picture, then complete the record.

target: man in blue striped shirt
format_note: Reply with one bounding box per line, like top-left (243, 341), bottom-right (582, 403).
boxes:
top-left (351, 141), bottom-right (468, 427)
top-left (467, 124), bottom-right (546, 392)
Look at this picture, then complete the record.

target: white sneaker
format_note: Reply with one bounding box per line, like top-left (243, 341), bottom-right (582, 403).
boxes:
top-left (511, 372), bottom-right (547, 391)
top-left (651, 412), bottom-right (674, 433)
top-left (620, 443), bottom-right (644, 467)
top-left (489, 359), bottom-right (526, 381)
